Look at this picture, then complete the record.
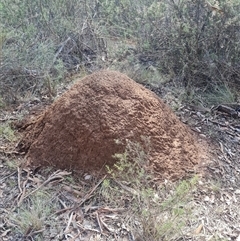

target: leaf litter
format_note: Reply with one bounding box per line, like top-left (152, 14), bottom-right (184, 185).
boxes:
top-left (1, 85), bottom-right (240, 240)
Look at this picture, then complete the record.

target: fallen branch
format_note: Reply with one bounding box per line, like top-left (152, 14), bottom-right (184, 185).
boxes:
top-left (20, 170), bottom-right (71, 202)
top-left (215, 105), bottom-right (239, 118)
top-left (96, 211), bottom-right (103, 233)
top-left (52, 175), bottom-right (106, 216)
top-left (0, 171), bottom-right (17, 182)
top-left (64, 211), bottom-right (74, 233)
top-left (0, 149), bottom-right (25, 155)
top-left (76, 175), bottom-right (106, 207)
top-left (16, 168), bottom-right (30, 207)
top-left (99, 215), bottom-right (115, 233)
top-left (0, 117), bottom-right (18, 122)
top-left (51, 37), bottom-right (71, 68)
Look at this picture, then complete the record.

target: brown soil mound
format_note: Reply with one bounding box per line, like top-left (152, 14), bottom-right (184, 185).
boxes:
top-left (19, 70), bottom-right (206, 180)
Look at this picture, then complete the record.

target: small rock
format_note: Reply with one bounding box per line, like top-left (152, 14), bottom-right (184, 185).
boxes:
top-left (84, 175), bottom-right (92, 180)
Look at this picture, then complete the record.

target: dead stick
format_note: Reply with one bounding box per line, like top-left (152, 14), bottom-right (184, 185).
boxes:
top-left (17, 167), bottom-right (22, 195)
top-left (22, 170), bottom-right (70, 200)
top-left (0, 171), bottom-right (17, 182)
top-left (96, 212), bottom-right (103, 233)
top-left (17, 170), bottom-right (30, 207)
top-left (64, 211), bottom-right (74, 233)
top-left (77, 175), bottom-right (106, 207)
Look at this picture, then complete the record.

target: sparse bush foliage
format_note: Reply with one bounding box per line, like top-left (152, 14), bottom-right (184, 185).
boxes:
top-left (98, 0), bottom-right (240, 94)
top-left (1, 0), bottom-right (106, 103)
top-left (103, 139), bottom-right (198, 241)
top-left (1, 0), bottom-right (240, 104)
top-left (136, 0), bottom-right (240, 90)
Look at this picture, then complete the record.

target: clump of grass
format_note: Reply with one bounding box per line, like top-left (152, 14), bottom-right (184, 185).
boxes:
top-left (203, 84), bottom-right (236, 105)
top-left (11, 191), bottom-right (53, 237)
top-left (5, 159), bottom-right (18, 170)
top-left (0, 122), bottom-right (16, 142)
top-left (102, 138), bottom-right (198, 241)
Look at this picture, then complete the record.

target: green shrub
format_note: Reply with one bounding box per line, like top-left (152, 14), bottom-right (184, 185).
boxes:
top-left (99, 0), bottom-right (240, 94)
top-left (137, 0), bottom-right (240, 90)
top-left (0, 0), bottom-right (106, 103)
top-left (2, 0), bottom-right (240, 104)
top-left (103, 138), bottom-right (198, 241)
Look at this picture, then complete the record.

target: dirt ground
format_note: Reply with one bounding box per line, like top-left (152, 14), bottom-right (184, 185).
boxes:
top-left (0, 71), bottom-right (240, 241)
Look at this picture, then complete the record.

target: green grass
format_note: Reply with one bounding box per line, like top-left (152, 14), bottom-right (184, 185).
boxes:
top-left (11, 190), bottom-right (53, 236)
top-left (0, 122), bottom-right (16, 142)
top-left (5, 159), bottom-right (18, 170)
top-left (203, 84), bottom-right (236, 105)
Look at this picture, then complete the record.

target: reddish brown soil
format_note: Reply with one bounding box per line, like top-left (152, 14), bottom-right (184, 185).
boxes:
top-left (18, 70), bottom-right (209, 180)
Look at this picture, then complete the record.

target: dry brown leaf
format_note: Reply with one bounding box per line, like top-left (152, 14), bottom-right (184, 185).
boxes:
top-left (194, 223), bottom-right (203, 235)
